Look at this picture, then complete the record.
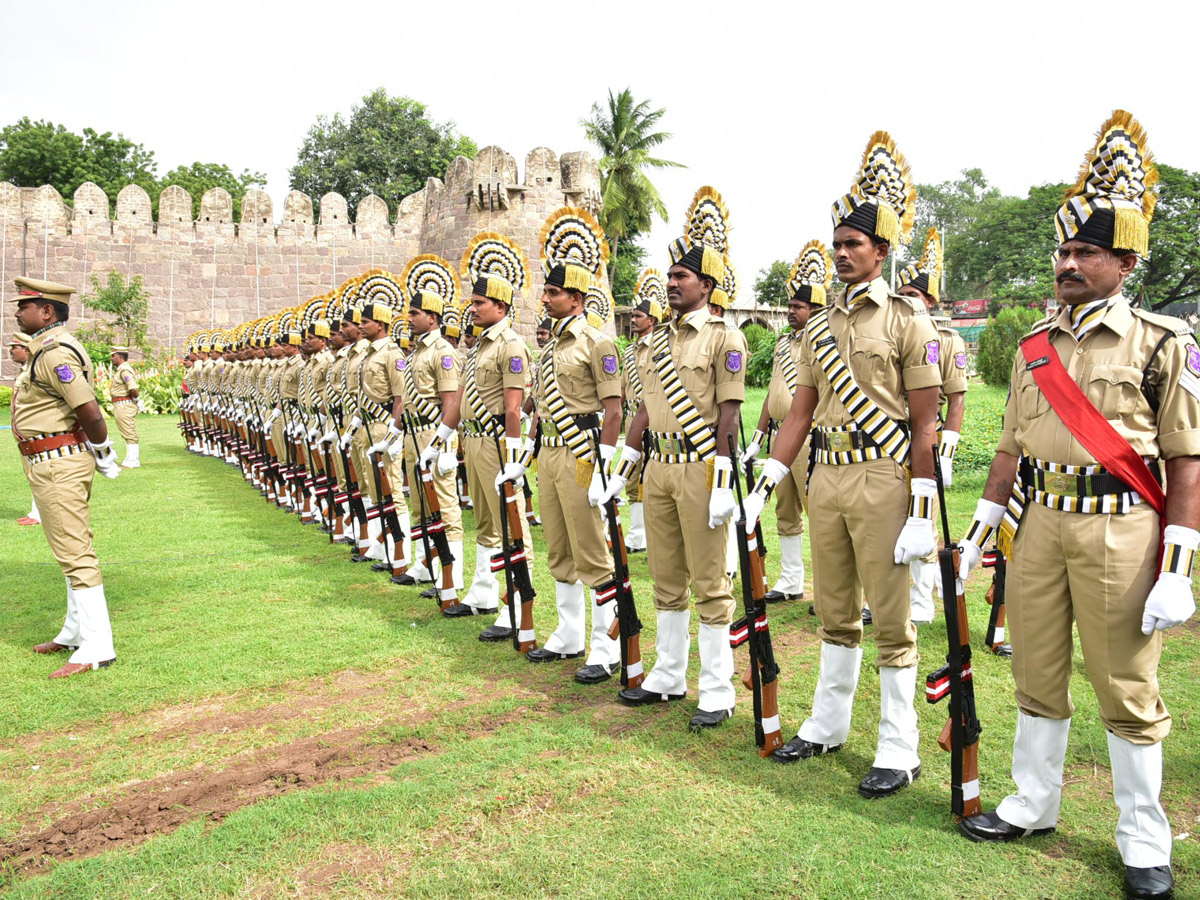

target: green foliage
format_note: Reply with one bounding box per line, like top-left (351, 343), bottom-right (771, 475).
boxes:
top-left (743, 324), bottom-right (776, 388)
top-left (0, 118), bottom-right (157, 213)
top-left (1129, 164), bottom-right (1200, 310)
top-left (160, 161), bottom-right (266, 221)
top-left (954, 382), bottom-right (1008, 476)
top-left (289, 88), bottom-right (476, 219)
top-left (82, 270), bottom-right (150, 355)
top-left (752, 260), bottom-right (791, 306)
top-left (610, 236), bottom-right (648, 306)
top-left (976, 306), bottom-right (1043, 387)
top-left (581, 88), bottom-right (684, 285)
top-left (0, 385), bottom-right (11, 408)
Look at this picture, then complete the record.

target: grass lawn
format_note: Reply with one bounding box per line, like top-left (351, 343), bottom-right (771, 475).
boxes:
top-left (1, 386), bottom-right (1197, 899)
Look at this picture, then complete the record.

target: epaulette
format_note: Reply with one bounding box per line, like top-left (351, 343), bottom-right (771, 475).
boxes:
top-left (501, 330), bottom-right (522, 345)
top-left (1019, 316), bottom-right (1056, 343)
top-left (894, 293), bottom-right (927, 315)
top-left (1130, 307), bottom-right (1196, 338)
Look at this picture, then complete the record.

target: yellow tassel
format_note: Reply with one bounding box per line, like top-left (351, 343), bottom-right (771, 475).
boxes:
top-left (1113, 206), bottom-right (1150, 256)
top-left (563, 264), bottom-right (593, 293)
top-left (998, 522), bottom-right (1015, 558)
top-left (875, 203), bottom-right (900, 248)
top-left (485, 276), bottom-right (514, 305)
top-left (700, 246), bottom-right (726, 282)
top-left (809, 284), bottom-right (826, 308)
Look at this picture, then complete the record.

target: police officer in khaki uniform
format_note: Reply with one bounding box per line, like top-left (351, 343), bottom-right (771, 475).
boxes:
top-left (109, 346), bottom-right (141, 468)
top-left (955, 112), bottom-right (1198, 900)
top-left (743, 134), bottom-right (942, 796)
top-left (396, 255), bottom-right (465, 601)
top-left (503, 208), bottom-right (622, 681)
top-left (742, 241), bottom-right (830, 605)
top-left (420, 233), bottom-right (532, 637)
top-left (897, 228), bottom-right (969, 624)
top-left (301, 319), bottom-right (335, 528)
top-left (620, 270), bottom-right (668, 553)
top-left (325, 322), bottom-right (353, 542)
top-left (600, 186), bottom-right (747, 729)
top-left (10, 277), bottom-right (120, 679)
top-left (338, 306), bottom-right (379, 561)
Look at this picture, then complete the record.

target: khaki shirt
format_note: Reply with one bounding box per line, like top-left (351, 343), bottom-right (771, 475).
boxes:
top-left (998, 295), bottom-right (1200, 463)
top-left (796, 277), bottom-right (942, 426)
top-left (637, 308), bottom-right (747, 432)
top-left (345, 339), bottom-right (371, 415)
top-left (936, 322), bottom-right (969, 398)
top-left (362, 337), bottom-right (404, 406)
top-left (110, 360), bottom-right (138, 398)
top-left (280, 355), bottom-right (302, 402)
top-left (536, 316), bottom-right (621, 417)
top-left (406, 329), bottom-right (460, 408)
top-left (467, 319), bottom-right (530, 418)
top-left (328, 346), bottom-right (350, 410)
top-left (621, 333), bottom-right (653, 418)
top-left (307, 349), bottom-right (333, 407)
top-left (12, 325), bottom-right (96, 439)
top-left (767, 330), bottom-right (803, 422)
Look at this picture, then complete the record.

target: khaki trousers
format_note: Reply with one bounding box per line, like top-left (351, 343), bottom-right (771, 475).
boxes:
top-left (644, 459), bottom-right (735, 626)
top-left (465, 434), bottom-right (503, 548)
top-left (113, 400), bottom-right (138, 444)
top-left (624, 455), bottom-right (645, 503)
top-left (353, 427), bottom-right (375, 504)
top-left (1008, 501), bottom-right (1168, 745)
top-left (404, 427), bottom-right (463, 541)
top-left (366, 422), bottom-right (409, 520)
top-left (26, 452), bottom-right (102, 589)
top-left (808, 457), bottom-right (917, 669)
top-left (773, 439), bottom-right (810, 537)
top-left (538, 445), bottom-right (613, 587)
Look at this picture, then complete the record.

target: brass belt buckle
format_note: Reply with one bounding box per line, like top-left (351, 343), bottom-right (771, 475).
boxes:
top-left (664, 436), bottom-right (681, 456)
top-left (1047, 472), bottom-right (1074, 495)
top-left (543, 421), bottom-right (558, 438)
top-left (827, 432), bottom-right (852, 453)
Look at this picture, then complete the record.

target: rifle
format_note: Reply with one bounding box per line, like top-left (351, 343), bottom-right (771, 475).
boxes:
top-left (925, 447), bottom-right (983, 821)
top-left (981, 547), bottom-right (1012, 657)
top-left (592, 429), bottom-right (643, 690)
top-left (728, 433), bottom-right (783, 757)
top-left (491, 435), bottom-right (537, 653)
top-left (339, 442), bottom-right (369, 554)
top-left (737, 419), bottom-right (768, 585)
top-left (368, 444), bottom-right (408, 580)
top-left (413, 447), bottom-right (458, 610)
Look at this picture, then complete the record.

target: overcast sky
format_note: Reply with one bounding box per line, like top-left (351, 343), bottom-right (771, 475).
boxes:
top-left (2, 0), bottom-right (1197, 294)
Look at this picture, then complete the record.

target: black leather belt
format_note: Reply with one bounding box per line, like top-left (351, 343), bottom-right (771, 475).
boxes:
top-left (541, 413), bottom-right (600, 438)
top-left (811, 429), bottom-right (881, 454)
top-left (1020, 457), bottom-right (1161, 497)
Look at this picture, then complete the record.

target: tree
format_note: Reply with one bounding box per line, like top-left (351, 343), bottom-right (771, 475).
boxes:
top-left (0, 118), bottom-right (158, 212)
top-left (581, 88), bottom-right (685, 285)
top-left (976, 306), bottom-right (1043, 387)
top-left (1128, 164), bottom-right (1200, 311)
top-left (753, 260), bottom-right (791, 307)
top-left (81, 271), bottom-right (150, 356)
top-left (610, 238), bottom-right (648, 307)
top-left (289, 89), bottom-right (476, 218)
top-left (160, 161), bottom-right (267, 221)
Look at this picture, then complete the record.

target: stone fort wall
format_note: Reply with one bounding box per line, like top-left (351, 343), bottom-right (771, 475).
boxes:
top-left (0, 145), bottom-right (601, 380)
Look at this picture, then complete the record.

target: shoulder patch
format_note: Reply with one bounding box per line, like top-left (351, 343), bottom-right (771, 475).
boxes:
top-left (509, 356), bottom-right (524, 374)
top-left (955, 350), bottom-right (968, 369)
top-left (1186, 343), bottom-right (1200, 377)
top-left (54, 363), bottom-right (75, 383)
top-left (602, 354), bottom-right (618, 375)
top-left (441, 355), bottom-right (455, 370)
top-left (396, 358), bottom-right (407, 371)
top-left (925, 340), bottom-right (940, 365)
top-left (724, 350), bottom-right (743, 373)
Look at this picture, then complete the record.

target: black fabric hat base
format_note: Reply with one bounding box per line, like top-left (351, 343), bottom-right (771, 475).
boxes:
top-left (1068, 207), bottom-right (1118, 252)
top-left (838, 204), bottom-right (884, 243)
top-left (791, 285), bottom-right (813, 304)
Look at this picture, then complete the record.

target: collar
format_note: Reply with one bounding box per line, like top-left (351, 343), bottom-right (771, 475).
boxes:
top-left (353, 338), bottom-right (370, 353)
top-left (837, 277), bottom-right (888, 312)
top-left (419, 329), bottom-right (440, 347)
top-left (28, 323), bottom-right (67, 349)
top-left (550, 314), bottom-right (584, 339)
top-left (636, 332), bottom-right (654, 347)
top-left (370, 337), bottom-right (391, 351)
top-left (672, 308), bottom-right (713, 333)
top-left (480, 318), bottom-right (509, 343)
top-left (1051, 293), bottom-right (1133, 340)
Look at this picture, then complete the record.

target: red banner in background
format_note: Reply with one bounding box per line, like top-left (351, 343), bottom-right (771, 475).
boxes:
top-left (952, 298), bottom-right (988, 317)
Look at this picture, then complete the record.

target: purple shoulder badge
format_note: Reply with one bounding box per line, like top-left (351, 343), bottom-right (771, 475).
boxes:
top-left (441, 355), bottom-right (455, 370)
top-left (925, 340), bottom-right (940, 365)
top-left (602, 354), bottom-right (618, 375)
top-left (54, 363), bottom-right (75, 383)
top-left (725, 350), bottom-right (743, 373)
top-left (955, 351), bottom-right (967, 369)
top-left (1188, 344), bottom-right (1200, 376)
top-left (509, 356), bottom-right (524, 374)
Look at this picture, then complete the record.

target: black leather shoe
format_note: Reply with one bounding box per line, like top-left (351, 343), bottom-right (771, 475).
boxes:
top-left (350, 553), bottom-right (369, 563)
top-left (992, 643), bottom-right (1013, 658)
top-left (371, 561), bottom-right (390, 572)
top-left (421, 586), bottom-right (439, 599)
top-left (575, 663), bottom-right (617, 684)
top-left (764, 589), bottom-right (803, 604)
top-left (809, 604), bottom-right (816, 615)
top-left (861, 607), bottom-right (873, 625)
top-left (958, 810), bottom-right (1055, 842)
top-left (618, 686), bottom-right (685, 706)
top-left (479, 625), bottom-right (514, 642)
top-left (769, 736), bottom-right (843, 763)
top-left (689, 708), bottom-right (733, 730)
top-left (1124, 865), bottom-right (1174, 899)
top-left (442, 603), bottom-right (497, 618)
top-left (526, 647), bottom-right (584, 662)
top-left (858, 764), bottom-right (920, 798)
top-left (333, 535), bottom-right (353, 544)
top-left (625, 545), bottom-right (646, 554)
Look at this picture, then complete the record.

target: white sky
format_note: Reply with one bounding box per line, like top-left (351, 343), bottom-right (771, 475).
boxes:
top-left (2, 0), bottom-right (1197, 293)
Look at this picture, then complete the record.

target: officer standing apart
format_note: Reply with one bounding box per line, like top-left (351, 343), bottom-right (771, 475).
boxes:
top-left (955, 112), bottom-right (1198, 900)
top-left (896, 228), bottom-right (968, 623)
top-left (601, 186), bottom-right (747, 730)
top-left (743, 134), bottom-right (942, 796)
top-left (742, 241), bottom-right (831, 605)
top-left (11, 277), bottom-right (120, 679)
top-left (108, 346), bottom-right (141, 468)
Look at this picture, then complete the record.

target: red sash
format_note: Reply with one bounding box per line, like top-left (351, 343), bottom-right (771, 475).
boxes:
top-left (1020, 329), bottom-right (1166, 519)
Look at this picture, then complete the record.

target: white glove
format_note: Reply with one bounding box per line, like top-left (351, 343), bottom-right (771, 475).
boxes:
top-left (88, 438), bottom-right (121, 479)
top-left (307, 425), bottom-right (320, 443)
top-left (708, 457), bottom-right (736, 529)
top-left (420, 423), bottom-right (455, 470)
top-left (338, 415), bottom-right (361, 451)
top-left (587, 443), bottom-right (617, 507)
top-left (367, 439), bottom-right (389, 458)
top-left (938, 430), bottom-right (960, 488)
top-left (894, 477), bottom-right (938, 563)
top-left (320, 428), bottom-right (337, 445)
top-left (136, 397), bottom-right (146, 413)
top-left (742, 492), bottom-right (766, 532)
top-left (436, 450), bottom-right (458, 476)
top-left (740, 429), bottom-right (765, 466)
top-left (743, 457), bottom-right (789, 531)
top-left (957, 498), bottom-right (1007, 580)
top-left (1142, 525), bottom-right (1200, 634)
top-left (599, 445), bottom-right (641, 506)
top-left (494, 436), bottom-right (528, 490)
top-left (265, 408), bottom-right (282, 430)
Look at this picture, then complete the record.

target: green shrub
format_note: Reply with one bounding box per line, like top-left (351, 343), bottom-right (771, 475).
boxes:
top-left (0, 385), bottom-right (11, 408)
top-left (976, 307), bottom-right (1043, 387)
top-left (746, 338), bottom-right (775, 388)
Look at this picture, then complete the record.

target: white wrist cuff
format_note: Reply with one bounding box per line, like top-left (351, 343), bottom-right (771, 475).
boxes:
top-left (1163, 525), bottom-right (1200, 550)
top-left (940, 430), bottom-right (961, 447)
top-left (974, 498), bottom-right (1006, 529)
top-left (761, 458), bottom-right (789, 486)
top-left (910, 477), bottom-right (937, 499)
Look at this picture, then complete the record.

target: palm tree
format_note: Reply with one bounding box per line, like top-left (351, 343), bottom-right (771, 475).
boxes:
top-left (581, 89), bottom-right (685, 286)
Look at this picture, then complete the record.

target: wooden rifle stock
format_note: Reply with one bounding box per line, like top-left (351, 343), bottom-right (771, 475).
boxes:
top-left (593, 430), bottom-right (643, 690)
top-left (416, 461), bottom-right (458, 610)
top-left (982, 549), bottom-right (1008, 652)
top-left (494, 436), bottom-right (536, 653)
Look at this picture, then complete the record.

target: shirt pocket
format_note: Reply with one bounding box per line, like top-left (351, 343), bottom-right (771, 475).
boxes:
top-left (678, 351), bottom-right (710, 394)
top-left (1087, 363), bottom-right (1144, 419)
top-left (554, 361), bottom-right (588, 395)
top-left (1017, 380), bottom-right (1048, 421)
top-left (475, 363), bottom-right (501, 388)
top-left (849, 337), bottom-right (894, 385)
